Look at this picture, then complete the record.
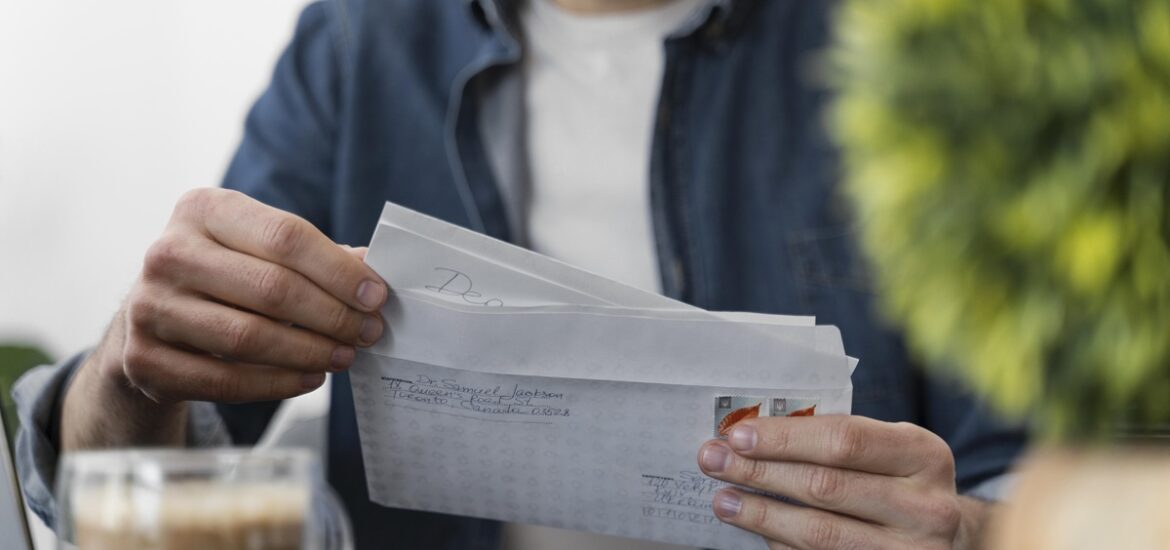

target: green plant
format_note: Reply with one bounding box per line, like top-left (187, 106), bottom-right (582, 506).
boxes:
top-left (831, 0), bottom-right (1170, 438)
top-left (0, 345), bottom-right (52, 444)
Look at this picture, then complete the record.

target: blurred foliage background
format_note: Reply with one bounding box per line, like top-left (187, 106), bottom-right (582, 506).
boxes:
top-left (0, 345), bottom-right (51, 447)
top-left (831, 0), bottom-right (1170, 439)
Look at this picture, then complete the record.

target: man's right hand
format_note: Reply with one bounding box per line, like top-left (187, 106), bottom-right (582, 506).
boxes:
top-left (62, 188), bottom-right (388, 450)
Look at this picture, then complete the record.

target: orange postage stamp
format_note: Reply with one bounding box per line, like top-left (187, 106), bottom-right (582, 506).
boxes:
top-left (714, 396), bottom-right (818, 437)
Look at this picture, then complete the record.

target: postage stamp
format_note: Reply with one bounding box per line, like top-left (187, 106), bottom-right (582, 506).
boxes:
top-left (768, 398), bottom-right (818, 418)
top-left (713, 396), bottom-right (818, 437)
top-left (714, 396), bottom-right (765, 436)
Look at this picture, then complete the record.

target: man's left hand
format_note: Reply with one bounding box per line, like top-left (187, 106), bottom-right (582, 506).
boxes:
top-left (697, 415), bottom-right (989, 550)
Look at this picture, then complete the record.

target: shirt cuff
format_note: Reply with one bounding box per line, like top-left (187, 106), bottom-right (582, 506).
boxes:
top-left (11, 351), bottom-right (231, 529)
top-left (963, 472), bottom-right (1017, 502)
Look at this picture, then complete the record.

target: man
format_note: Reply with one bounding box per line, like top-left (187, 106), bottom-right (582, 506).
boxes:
top-left (14, 0), bottom-right (1026, 548)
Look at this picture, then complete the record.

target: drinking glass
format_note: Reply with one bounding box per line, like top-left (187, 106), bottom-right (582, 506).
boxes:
top-left (56, 448), bottom-right (352, 550)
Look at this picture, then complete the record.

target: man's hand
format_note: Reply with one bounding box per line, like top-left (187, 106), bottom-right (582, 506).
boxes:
top-left (62, 188), bottom-right (389, 450)
top-left (697, 416), bottom-right (989, 550)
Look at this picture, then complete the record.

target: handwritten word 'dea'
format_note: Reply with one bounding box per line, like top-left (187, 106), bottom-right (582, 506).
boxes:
top-left (425, 267), bottom-right (504, 307)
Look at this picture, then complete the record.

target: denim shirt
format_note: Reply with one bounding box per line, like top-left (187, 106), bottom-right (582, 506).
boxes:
top-left (13, 0), bottom-right (1027, 548)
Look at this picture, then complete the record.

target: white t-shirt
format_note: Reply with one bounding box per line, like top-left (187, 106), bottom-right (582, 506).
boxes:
top-left (512, 4), bottom-right (707, 549)
top-left (521, 0), bottom-right (703, 294)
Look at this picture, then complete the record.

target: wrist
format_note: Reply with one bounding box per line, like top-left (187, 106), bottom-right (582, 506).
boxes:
top-left (80, 346), bottom-right (187, 419)
top-left (82, 312), bottom-right (170, 411)
top-left (62, 311), bottom-right (188, 450)
top-left (954, 495), bottom-right (992, 550)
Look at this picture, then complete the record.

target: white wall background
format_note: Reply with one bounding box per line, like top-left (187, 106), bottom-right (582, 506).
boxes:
top-left (0, 1), bottom-right (307, 357)
top-left (0, 4), bottom-right (693, 549)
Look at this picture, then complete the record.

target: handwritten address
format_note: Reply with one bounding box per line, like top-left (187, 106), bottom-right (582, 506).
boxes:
top-left (381, 375), bottom-right (570, 417)
top-left (641, 471), bottom-right (722, 525)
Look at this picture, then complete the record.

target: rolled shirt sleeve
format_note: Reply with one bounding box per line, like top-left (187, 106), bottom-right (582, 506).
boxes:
top-left (11, 352), bottom-right (231, 528)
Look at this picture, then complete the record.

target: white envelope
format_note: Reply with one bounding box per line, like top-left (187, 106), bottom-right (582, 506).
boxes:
top-left (352, 356), bottom-right (849, 550)
top-left (351, 203), bottom-right (856, 550)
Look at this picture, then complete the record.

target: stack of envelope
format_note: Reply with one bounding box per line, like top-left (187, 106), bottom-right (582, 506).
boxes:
top-left (352, 203), bottom-right (857, 550)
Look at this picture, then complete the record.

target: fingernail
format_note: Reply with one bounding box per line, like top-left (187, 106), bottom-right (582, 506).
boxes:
top-left (713, 490), bottom-right (742, 518)
top-left (356, 280), bottom-right (386, 310)
top-left (330, 346), bottom-right (355, 371)
top-left (700, 443), bottom-right (732, 473)
top-left (729, 425), bottom-right (757, 452)
top-left (360, 316), bottom-right (383, 345)
top-left (301, 372), bottom-right (326, 389)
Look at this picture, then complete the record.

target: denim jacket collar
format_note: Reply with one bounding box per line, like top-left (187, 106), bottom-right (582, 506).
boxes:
top-left (466, 0), bottom-right (747, 43)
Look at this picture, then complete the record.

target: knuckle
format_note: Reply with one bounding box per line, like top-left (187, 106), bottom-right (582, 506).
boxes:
top-left (932, 444), bottom-right (956, 476)
top-left (296, 336), bottom-right (331, 369)
top-left (744, 497), bottom-right (771, 530)
top-left (804, 516), bottom-right (844, 550)
top-left (207, 371), bottom-right (247, 403)
top-left (145, 383), bottom-right (180, 405)
top-left (121, 340), bottom-right (154, 378)
top-left (806, 467), bottom-right (847, 507)
top-left (927, 442), bottom-right (956, 474)
top-left (899, 422), bottom-right (955, 475)
top-left (254, 265), bottom-right (293, 310)
top-left (770, 422), bottom-right (792, 455)
top-left (260, 216), bottom-right (306, 260)
top-left (173, 188), bottom-right (215, 219)
top-left (121, 341), bottom-right (168, 401)
top-left (896, 421), bottom-right (931, 444)
top-left (828, 420), bottom-right (866, 465)
top-left (222, 318), bottom-right (261, 355)
top-left (266, 372), bottom-right (289, 400)
top-left (125, 291), bottom-right (160, 330)
top-left (326, 303), bottom-right (356, 337)
top-left (142, 236), bottom-right (188, 279)
top-left (741, 458), bottom-right (771, 486)
top-left (323, 259), bottom-right (356, 295)
top-left (919, 496), bottom-right (962, 535)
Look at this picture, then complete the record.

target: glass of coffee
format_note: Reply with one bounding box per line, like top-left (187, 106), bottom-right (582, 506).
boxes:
top-left (55, 448), bottom-right (352, 550)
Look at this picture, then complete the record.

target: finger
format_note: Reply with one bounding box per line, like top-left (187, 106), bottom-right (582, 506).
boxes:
top-left (144, 293), bottom-right (355, 373)
top-left (121, 330), bottom-right (327, 404)
top-left (340, 245), bottom-right (368, 261)
top-left (698, 440), bottom-right (923, 526)
top-left (145, 237), bottom-right (383, 346)
top-left (182, 188), bottom-right (388, 312)
top-left (722, 415), bottom-right (950, 478)
top-left (711, 488), bottom-right (904, 550)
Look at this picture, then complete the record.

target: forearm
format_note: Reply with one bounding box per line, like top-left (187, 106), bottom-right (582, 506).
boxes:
top-left (60, 310), bottom-right (187, 451)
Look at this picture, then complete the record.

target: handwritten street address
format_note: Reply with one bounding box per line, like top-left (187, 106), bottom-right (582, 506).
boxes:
top-left (641, 471), bottom-right (722, 525)
top-left (380, 374), bottom-right (571, 418)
